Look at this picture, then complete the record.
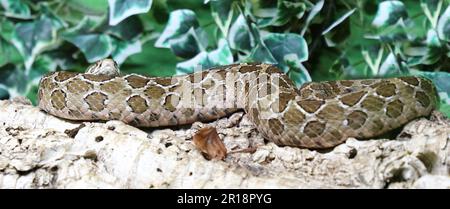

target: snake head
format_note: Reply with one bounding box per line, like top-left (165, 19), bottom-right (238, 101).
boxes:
top-left (86, 58), bottom-right (120, 76)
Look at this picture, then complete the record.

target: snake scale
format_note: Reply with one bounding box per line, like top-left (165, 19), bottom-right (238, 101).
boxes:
top-left (37, 59), bottom-right (439, 148)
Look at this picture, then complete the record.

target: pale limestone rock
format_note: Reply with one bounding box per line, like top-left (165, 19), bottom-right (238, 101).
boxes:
top-left (0, 99), bottom-right (448, 188)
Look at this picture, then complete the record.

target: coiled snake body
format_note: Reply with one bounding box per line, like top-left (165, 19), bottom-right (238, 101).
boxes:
top-left (38, 59), bottom-right (439, 148)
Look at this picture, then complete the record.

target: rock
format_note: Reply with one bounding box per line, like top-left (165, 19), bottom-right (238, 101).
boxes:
top-left (413, 175), bottom-right (450, 189)
top-left (0, 100), bottom-right (448, 188)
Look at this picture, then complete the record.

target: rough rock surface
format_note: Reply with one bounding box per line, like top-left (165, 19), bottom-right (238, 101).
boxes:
top-left (0, 98), bottom-right (448, 188)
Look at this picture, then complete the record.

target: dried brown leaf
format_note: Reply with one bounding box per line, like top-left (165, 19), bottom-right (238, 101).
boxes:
top-left (193, 127), bottom-right (227, 160)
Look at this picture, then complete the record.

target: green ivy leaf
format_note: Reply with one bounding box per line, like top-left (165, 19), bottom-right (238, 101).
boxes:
top-left (368, 1), bottom-right (412, 44)
top-left (379, 53), bottom-right (407, 76)
top-left (211, 0), bottom-right (234, 36)
top-left (228, 14), bottom-right (254, 53)
top-left (250, 33), bottom-right (308, 72)
top-left (64, 17), bottom-right (100, 34)
top-left (0, 86), bottom-right (9, 100)
top-left (175, 52), bottom-right (209, 75)
top-left (155, 9), bottom-right (200, 48)
top-left (0, 0), bottom-right (31, 19)
top-left (273, 0), bottom-right (307, 26)
top-left (0, 55), bottom-right (56, 104)
top-left (168, 27), bottom-right (208, 59)
top-left (28, 55), bottom-right (57, 82)
top-left (107, 16), bottom-right (143, 40)
top-left (403, 42), bottom-right (427, 57)
top-left (0, 37), bottom-right (22, 67)
top-left (439, 103), bottom-right (450, 118)
top-left (372, 1), bottom-right (407, 28)
top-left (301, 0), bottom-right (324, 35)
top-left (176, 39), bottom-right (233, 74)
top-left (437, 5), bottom-right (450, 42)
top-left (248, 33), bottom-right (310, 85)
top-left (108, 0), bottom-right (153, 26)
top-left (264, 33), bottom-right (309, 65)
top-left (46, 51), bottom-right (83, 71)
top-left (322, 9), bottom-right (356, 35)
top-left (53, 0), bottom-right (106, 25)
top-left (10, 17), bottom-right (58, 70)
top-left (372, 20), bottom-right (409, 43)
top-left (322, 9), bottom-right (355, 47)
top-left (251, 1), bottom-right (277, 27)
top-left (111, 38), bottom-right (142, 64)
top-left (248, 43), bottom-right (277, 64)
top-left (0, 18), bottom-right (15, 41)
top-left (322, 9), bottom-right (356, 38)
top-left (62, 17), bottom-right (113, 62)
top-left (206, 38), bottom-right (233, 66)
top-left (417, 29), bottom-right (445, 65)
top-left (286, 59), bottom-right (312, 86)
top-left (64, 34), bottom-right (113, 63)
top-left (421, 46), bottom-right (444, 65)
top-left (155, 10), bottom-right (208, 59)
top-left (67, 0), bottom-right (109, 15)
top-left (426, 29), bottom-right (442, 47)
top-left (420, 0), bottom-right (443, 28)
top-left (0, 65), bottom-right (27, 97)
top-left (25, 85), bottom-right (39, 105)
top-left (329, 56), bottom-right (353, 79)
top-left (362, 45), bottom-right (384, 76)
top-left (254, 0), bottom-right (307, 27)
top-left (39, 3), bottom-right (68, 30)
top-left (0, 17), bottom-right (22, 66)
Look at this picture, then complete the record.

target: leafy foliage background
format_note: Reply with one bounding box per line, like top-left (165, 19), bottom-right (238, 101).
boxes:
top-left (0, 0), bottom-right (449, 116)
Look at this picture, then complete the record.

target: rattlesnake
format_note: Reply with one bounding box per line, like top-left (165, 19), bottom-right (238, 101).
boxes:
top-left (37, 59), bottom-right (439, 148)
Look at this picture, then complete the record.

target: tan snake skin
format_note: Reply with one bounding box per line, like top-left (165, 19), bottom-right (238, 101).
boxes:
top-left (38, 59), bottom-right (439, 148)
